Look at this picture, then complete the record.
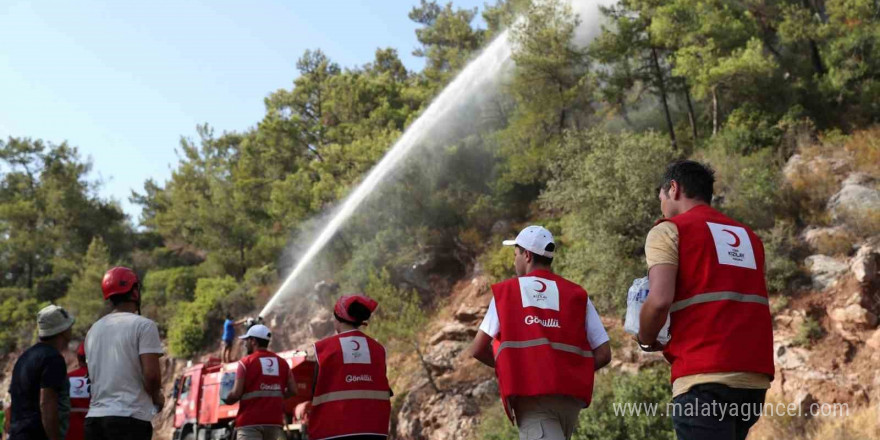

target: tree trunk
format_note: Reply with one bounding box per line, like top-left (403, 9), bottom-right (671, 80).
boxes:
top-left (685, 87), bottom-right (698, 141)
top-left (651, 47), bottom-right (677, 149)
top-left (239, 241), bottom-right (246, 281)
top-left (414, 341), bottom-right (439, 392)
top-left (712, 87), bottom-right (720, 136)
top-left (27, 256), bottom-right (34, 290)
top-left (801, 0), bottom-right (827, 75)
top-left (808, 39), bottom-right (826, 75)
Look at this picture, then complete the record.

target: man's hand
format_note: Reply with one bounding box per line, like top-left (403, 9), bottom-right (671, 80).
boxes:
top-left (638, 264), bottom-right (676, 350)
top-left (633, 335), bottom-right (665, 352)
top-left (153, 392), bottom-right (166, 412)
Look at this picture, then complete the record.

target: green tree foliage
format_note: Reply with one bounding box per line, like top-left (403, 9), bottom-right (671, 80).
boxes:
top-left (496, 0), bottom-right (594, 192)
top-left (168, 276), bottom-right (238, 358)
top-left (574, 366), bottom-right (674, 440)
top-left (141, 266), bottom-right (198, 333)
top-left (409, 0), bottom-right (486, 89)
top-left (0, 288), bottom-right (41, 354)
top-left (61, 237), bottom-right (112, 336)
top-left (0, 138), bottom-right (131, 300)
top-left (542, 129), bottom-right (678, 313)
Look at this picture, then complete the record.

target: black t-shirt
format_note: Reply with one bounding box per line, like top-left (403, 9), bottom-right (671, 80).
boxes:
top-left (8, 343), bottom-right (69, 440)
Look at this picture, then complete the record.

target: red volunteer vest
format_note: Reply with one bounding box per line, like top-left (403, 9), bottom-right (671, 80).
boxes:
top-left (660, 205), bottom-right (775, 382)
top-left (66, 366), bottom-right (89, 440)
top-left (309, 330), bottom-right (391, 440)
top-left (492, 270), bottom-right (594, 419)
top-left (236, 350), bottom-right (289, 428)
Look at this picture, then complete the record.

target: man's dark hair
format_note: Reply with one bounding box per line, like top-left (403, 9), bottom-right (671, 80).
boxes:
top-left (253, 337), bottom-right (270, 348)
top-left (109, 289), bottom-right (137, 306)
top-left (516, 245), bottom-right (554, 266)
top-left (226, 312), bottom-right (233, 320)
top-left (660, 160), bottom-right (715, 204)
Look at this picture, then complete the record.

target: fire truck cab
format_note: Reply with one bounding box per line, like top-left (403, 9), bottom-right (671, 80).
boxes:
top-left (172, 351), bottom-right (315, 440)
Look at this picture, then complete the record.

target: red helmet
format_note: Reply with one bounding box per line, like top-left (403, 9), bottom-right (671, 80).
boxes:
top-left (101, 266), bottom-right (140, 301)
top-left (334, 294), bottom-right (378, 324)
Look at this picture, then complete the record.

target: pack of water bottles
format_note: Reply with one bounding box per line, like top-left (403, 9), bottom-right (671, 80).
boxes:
top-left (624, 276), bottom-right (671, 344)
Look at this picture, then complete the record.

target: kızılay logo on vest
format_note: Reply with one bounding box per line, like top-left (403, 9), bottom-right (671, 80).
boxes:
top-left (524, 315), bottom-right (561, 328)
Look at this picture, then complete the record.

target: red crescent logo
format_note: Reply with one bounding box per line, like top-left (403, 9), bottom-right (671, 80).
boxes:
top-left (351, 340), bottom-right (361, 351)
top-left (266, 359), bottom-right (274, 368)
top-left (722, 229), bottom-right (741, 248)
top-left (533, 280), bottom-right (547, 293)
top-left (75, 378), bottom-right (86, 390)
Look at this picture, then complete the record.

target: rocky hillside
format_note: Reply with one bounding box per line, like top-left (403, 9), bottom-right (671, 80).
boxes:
top-left (149, 132), bottom-right (878, 440)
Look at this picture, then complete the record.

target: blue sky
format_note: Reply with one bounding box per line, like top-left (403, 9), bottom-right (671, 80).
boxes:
top-left (0, 0), bottom-right (486, 222)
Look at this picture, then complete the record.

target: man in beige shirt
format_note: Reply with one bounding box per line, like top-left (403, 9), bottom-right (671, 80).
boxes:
top-left (638, 160), bottom-right (773, 440)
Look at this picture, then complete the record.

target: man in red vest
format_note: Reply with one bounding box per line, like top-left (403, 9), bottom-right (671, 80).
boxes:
top-left (66, 343), bottom-right (89, 440)
top-left (637, 160), bottom-right (774, 440)
top-left (223, 324), bottom-right (296, 440)
top-left (469, 225), bottom-right (612, 440)
top-left (308, 295), bottom-right (391, 440)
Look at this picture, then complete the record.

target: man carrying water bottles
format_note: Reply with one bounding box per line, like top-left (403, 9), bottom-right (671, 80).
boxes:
top-left (469, 225), bottom-right (611, 440)
top-left (637, 160), bottom-right (773, 440)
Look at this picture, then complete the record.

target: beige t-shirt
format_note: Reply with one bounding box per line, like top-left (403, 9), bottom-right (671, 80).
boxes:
top-left (644, 222), bottom-right (771, 398)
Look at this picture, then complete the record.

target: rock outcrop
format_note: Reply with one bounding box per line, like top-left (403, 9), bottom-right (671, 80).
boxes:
top-left (828, 173), bottom-right (880, 222)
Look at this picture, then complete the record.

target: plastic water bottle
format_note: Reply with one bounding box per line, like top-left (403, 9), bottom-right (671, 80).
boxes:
top-left (624, 277), bottom-right (671, 344)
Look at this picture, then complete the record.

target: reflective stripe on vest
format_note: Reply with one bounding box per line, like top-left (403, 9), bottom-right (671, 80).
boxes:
top-left (70, 408), bottom-right (89, 413)
top-left (312, 390), bottom-right (391, 406)
top-left (670, 291), bottom-right (769, 313)
top-left (241, 390), bottom-right (284, 401)
top-left (494, 338), bottom-right (593, 359)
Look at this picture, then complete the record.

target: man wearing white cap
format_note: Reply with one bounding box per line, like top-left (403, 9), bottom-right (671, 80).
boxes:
top-left (223, 324), bottom-right (296, 440)
top-left (469, 226), bottom-right (612, 440)
top-left (8, 305), bottom-right (75, 440)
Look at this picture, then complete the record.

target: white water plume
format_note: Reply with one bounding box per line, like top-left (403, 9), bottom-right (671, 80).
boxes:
top-left (261, 0), bottom-right (613, 317)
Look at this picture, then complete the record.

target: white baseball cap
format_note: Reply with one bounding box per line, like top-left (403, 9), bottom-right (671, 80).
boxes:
top-left (239, 324), bottom-right (271, 341)
top-left (502, 225), bottom-right (556, 258)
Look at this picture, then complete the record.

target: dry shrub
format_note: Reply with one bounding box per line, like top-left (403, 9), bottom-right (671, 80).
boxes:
top-left (845, 127), bottom-right (880, 177)
top-left (811, 228), bottom-right (859, 256)
top-left (782, 141), bottom-right (849, 226)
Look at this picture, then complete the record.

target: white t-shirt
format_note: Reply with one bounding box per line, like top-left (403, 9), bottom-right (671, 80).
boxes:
top-left (479, 297), bottom-right (610, 349)
top-left (84, 312), bottom-right (164, 421)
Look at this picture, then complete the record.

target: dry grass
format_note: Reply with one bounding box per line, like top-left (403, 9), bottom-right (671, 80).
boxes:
top-left (845, 127), bottom-right (880, 177)
top-left (750, 400), bottom-right (880, 440)
top-left (809, 404), bottom-right (880, 440)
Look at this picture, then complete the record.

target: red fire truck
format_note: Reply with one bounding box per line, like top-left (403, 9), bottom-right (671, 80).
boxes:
top-left (172, 351), bottom-right (315, 440)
